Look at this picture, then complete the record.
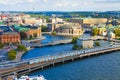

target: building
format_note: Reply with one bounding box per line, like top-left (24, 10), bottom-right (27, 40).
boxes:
top-left (70, 18), bottom-right (108, 27)
top-left (47, 23), bottom-right (64, 31)
top-left (108, 31), bottom-right (115, 40)
top-left (26, 26), bottom-right (41, 38)
top-left (13, 25), bottom-right (41, 38)
top-left (77, 38), bottom-right (94, 48)
top-left (56, 24), bottom-right (83, 35)
top-left (22, 18), bottom-right (37, 24)
top-left (48, 17), bottom-right (63, 24)
top-left (0, 32), bottom-right (20, 44)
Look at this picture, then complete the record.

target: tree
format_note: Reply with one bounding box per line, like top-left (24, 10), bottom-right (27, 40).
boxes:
top-left (114, 28), bottom-right (120, 37)
top-left (8, 50), bottom-right (17, 60)
top-left (71, 37), bottom-right (78, 44)
top-left (33, 33), bottom-right (37, 38)
top-left (20, 31), bottom-right (27, 40)
top-left (29, 35), bottom-right (33, 39)
top-left (41, 25), bottom-right (48, 32)
top-left (17, 45), bottom-right (27, 52)
top-left (92, 27), bottom-right (99, 36)
top-left (51, 31), bottom-right (57, 36)
top-left (95, 42), bottom-right (100, 46)
top-left (0, 42), bottom-right (4, 49)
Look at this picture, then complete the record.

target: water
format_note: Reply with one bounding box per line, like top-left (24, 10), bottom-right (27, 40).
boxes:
top-left (28, 51), bottom-right (120, 80)
top-left (41, 34), bottom-right (71, 44)
top-left (22, 34), bottom-right (120, 80)
top-left (22, 44), bottom-right (73, 59)
top-left (22, 34), bottom-right (72, 59)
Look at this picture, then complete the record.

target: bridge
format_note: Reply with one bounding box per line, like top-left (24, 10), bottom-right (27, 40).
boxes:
top-left (30, 39), bottom-right (72, 48)
top-left (0, 44), bottom-right (120, 79)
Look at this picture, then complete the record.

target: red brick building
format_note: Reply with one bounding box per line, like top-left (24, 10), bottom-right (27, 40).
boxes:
top-left (0, 32), bottom-right (21, 44)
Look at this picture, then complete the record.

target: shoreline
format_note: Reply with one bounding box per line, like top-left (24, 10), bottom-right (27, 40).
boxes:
top-left (42, 32), bottom-right (83, 37)
top-left (15, 48), bottom-right (34, 61)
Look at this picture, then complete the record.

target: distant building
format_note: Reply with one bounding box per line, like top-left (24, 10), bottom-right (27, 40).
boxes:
top-left (47, 23), bottom-right (64, 31)
top-left (0, 32), bottom-right (20, 44)
top-left (77, 38), bottom-right (94, 48)
top-left (22, 18), bottom-right (37, 24)
top-left (48, 17), bottom-right (63, 24)
top-left (56, 24), bottom-right (83, 35)
top-left (70, 18), bottom-right (107, 27)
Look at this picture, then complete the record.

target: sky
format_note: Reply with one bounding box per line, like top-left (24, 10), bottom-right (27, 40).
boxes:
top-left (0, 0), bottom-right (120, 11)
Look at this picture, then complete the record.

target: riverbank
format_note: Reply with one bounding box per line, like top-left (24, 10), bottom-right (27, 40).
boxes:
top-left (16, 48), bottom-right (34, 61)
top-left (42, 32), bottom-right (83, 37)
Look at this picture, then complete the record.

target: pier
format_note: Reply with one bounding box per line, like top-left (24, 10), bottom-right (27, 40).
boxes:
top-left (0, 44), bottom-right (120, 79)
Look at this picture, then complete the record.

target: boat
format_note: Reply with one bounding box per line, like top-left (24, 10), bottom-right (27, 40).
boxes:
top-left (15, 75), bottom-right (47, 80)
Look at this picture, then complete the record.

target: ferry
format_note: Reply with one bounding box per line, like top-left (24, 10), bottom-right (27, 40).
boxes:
top-left (15, 75), bottom-right (47, 80)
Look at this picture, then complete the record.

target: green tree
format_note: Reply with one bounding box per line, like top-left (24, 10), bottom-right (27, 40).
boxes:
top-left (71, 37), bottom-right (78, 44)
top-left (92, 27), bottom-right (99, 36)
top-left (8, 50), bottom-right (17, 60)
top-left (95, 42), bottom-right (100, 46)
top-left (41, 25), bottom-right (48, 32)
top-left (29, 35), bottom-right (33, 39)
top-left (51, 31), bottom-right (57, 36)
top-left (65, 18), bottom-right (70, 21)
top-left (0, 42), bottom-right (4, 49)
top-left (17, 45), bottom-right (27, 52)
top-left (20, 31), bottom-right (27, 40)
top-left (114, 28), bottom-right (120, 37)
top-left (33, 33), bottom-right (37, 38)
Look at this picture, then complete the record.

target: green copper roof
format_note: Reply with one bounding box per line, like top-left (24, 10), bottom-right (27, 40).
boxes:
top-left (14, 25), bottom-right (29, 31)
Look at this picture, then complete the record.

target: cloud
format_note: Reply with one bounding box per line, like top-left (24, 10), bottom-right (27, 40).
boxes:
top-left (95, 0), bottom-right (120, 3)
top-left (28, 0), bottom-right (34, 2)
top-left (43, 0), bottom-right (48, 2)
top-left (56, 3), bottom-right (62, 7)
top-left (72, 3), bottom-right (78, 7)
top-left (0, 0), bottom-right (120, 11)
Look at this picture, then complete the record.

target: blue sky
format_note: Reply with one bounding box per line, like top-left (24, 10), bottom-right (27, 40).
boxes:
top-left (0, 0), bottom-right (120, 11)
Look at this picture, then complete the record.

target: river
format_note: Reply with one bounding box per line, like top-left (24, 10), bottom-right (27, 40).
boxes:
top-left (22, 34), bottom-right (120, 80)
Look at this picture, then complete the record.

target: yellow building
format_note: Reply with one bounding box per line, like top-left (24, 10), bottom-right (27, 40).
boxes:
top-left (70, 18), bottom-right (108, 27)
top-left (26, 27), bottom-right (41, 38)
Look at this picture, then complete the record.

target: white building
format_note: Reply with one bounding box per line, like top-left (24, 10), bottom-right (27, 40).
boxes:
top-left (77, 38), bottom-right (94, 48)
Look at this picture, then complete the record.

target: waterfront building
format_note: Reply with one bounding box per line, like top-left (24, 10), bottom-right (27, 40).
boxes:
top-left (47, 23), bottom-right (64, 31)
top-left (56, 24), bottom-right (83, 35)
top-left (70, 18), bottom-right (107, 27)
top-left (13, 25), bottom-right (41, 38)
top-left (107, 31), bottom-right (115, 40)
top-left (77, 38), bottom-right (94, 48)
top-left (0, 32), bottom-right (20, 44)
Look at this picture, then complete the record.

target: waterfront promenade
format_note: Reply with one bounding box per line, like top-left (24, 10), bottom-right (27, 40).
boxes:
top-left (0, 44), bottom-right (120, 79)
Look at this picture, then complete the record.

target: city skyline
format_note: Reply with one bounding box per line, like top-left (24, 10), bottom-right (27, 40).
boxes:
top-left (0, 0), bottom-right (120, 11)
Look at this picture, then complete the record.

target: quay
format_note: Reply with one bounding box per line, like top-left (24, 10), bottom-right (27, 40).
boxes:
top-left (0, 44), bottom-right (120, 79)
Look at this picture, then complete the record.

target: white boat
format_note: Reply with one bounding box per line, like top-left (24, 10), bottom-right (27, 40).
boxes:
top-left (15, 75), bottom-right (47, 80)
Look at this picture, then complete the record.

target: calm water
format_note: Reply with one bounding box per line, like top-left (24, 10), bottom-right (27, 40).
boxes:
top-left (41, 34), bottom-right (71, 44)
top-left (22, 34), bottom-right (120, 80)
top-left (28, 51), bottom-right (120, 80)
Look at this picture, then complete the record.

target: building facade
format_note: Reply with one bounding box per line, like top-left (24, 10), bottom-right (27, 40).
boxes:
top-left (77, 38), bottom-right (94, 48)
top-left (0, 32), bottom-right (20, 44)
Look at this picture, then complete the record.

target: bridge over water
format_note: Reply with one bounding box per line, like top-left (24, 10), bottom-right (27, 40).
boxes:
top-left (0, 44), bottom-right (120, 79)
